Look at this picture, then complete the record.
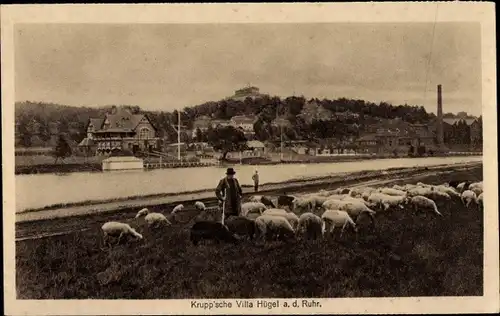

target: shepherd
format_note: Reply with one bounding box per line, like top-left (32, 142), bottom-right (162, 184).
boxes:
top-left (215, 167), bottom-right (243, 222)
top-left (252, 170), bottom-right (260, 192)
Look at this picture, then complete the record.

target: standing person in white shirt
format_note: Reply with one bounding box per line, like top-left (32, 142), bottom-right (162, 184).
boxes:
top-left (252, 170), bottom-right (260, 192)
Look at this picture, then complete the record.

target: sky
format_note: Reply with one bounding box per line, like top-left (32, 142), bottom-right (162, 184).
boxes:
top-left (14, 23), bottom-right (482, 116)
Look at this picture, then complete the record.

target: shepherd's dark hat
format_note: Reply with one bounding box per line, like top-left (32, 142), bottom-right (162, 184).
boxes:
top-left (226, 167), bottom-right (236, 175)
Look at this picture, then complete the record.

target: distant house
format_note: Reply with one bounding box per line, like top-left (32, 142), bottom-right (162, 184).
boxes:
top-left (82, 106), bottom-right (159, 155)
top-left (356, 134), bottom-right (379, 154)
top-left (230, 115), bottom-right (257, 134)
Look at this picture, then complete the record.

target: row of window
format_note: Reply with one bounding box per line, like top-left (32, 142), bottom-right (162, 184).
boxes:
top-left (87, 128), bottom-right (152, 139)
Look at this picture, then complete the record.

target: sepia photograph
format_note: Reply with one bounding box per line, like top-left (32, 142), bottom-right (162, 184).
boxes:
top-left (2, 2), bottom-right (498, 315)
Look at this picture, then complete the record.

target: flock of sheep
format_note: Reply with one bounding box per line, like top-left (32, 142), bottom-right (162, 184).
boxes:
top-left (100, 179), bottom-right (483, 247)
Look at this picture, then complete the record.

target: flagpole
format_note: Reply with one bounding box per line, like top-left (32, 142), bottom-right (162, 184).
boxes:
top-left (177, 110), bottom-right (181, 161)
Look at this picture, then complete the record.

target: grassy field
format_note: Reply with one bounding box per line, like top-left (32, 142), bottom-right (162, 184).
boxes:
top-left (16, 167), bottom-right (483, 299)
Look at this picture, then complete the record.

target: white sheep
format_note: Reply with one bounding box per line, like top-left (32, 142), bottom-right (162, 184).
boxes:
top-left (135, 208), bottom-right (171, 228)
top-left (306, 195), bottom-right (329, 210)
top-left (457, 182), bottom-right (467, 192)
top-left (322, 198), bottom-right (351, 211)
top-left (101, 221), bottom-right (143, 246)
top-left (351, 187), bottom-right (377, 198)
top-left (392, 184), bottom-right (406, 191)
top-left (434, 185), bottom-right (461, 199)
top-left (470, 186), bottom-right (483, 196)
top-left (337, 201), bottom-right (377, 226)
top-left (321, 210), bottom-right (358, 238)
top-left (461, 190), bottom-right (478, 208)
top-left (407, 186), bottom-right (433, 197)
top-left (425, 190), bottom-right (452, 202)
top-left (262, 208), bottom-right (288, 216)
top-left (316, 189), bottom-right (333, 197)
top-left (367, 193), bottom-right (408, 211)
top-left (241, 202), bottom-right (267, 217)
top-left (378, 187), bottom-right (407, 196)
top-left (254, 214), bottom-right (296, 242)
top-left (263, 209), bottom-right (300, 230)
top-left (194, 201), bottom-right (206, 211)
top-left (469, 181), bottom-right (483, 191)
top-left (292, 196), bottom-right (315, 212)
top-left (410, 196), bottom-right (442, 216)
top-left (171, 204), bottom-right (185, 214)
top-left (296, 212), bottom-right (324, 240)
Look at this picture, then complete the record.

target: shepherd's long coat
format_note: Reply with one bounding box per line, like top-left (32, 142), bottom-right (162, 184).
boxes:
top-left (215, 177), bottom-right (243, 216)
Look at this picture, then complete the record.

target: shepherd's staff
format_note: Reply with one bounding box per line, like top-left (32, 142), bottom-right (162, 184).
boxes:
top-left (221, 186), bottom-right (227, 226)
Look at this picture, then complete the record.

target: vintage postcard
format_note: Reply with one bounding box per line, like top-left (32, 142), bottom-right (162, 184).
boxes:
top-left (2, 2), bottom-right (499, 315)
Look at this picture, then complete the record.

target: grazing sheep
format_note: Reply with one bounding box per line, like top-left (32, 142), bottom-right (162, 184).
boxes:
top-left (171, 204), bottom-right (185, 214)
top-left (296, 212), bottom-right (324, 240)
top-left (194, 201), bottom-right (206, 211)
top-left (410, 196), bottom-right (442, 216)
top-left (101, 222), bottom-right (143, 247)
top-left (425, 190), bottom-right (452, 202)
top-left (434, 185), bottom-right (461, 199)
top-left (263, 208), bottom-right (288, 216)
top-left (470, 186), bottom-right (483, 196)
top-left (457, 181), bottom-right (472, 193)
top-left (321, 210), bottom-right (358, 238)
top-left (254, 215), bottom-right (296, 242)
top-left (241, 202), bottom-right (267, 217)
top-left (249, 195), bottom-right (276, 208)
top-left (342, 195), bottom-right (373, 207)
top-left (190, 221), bottom-right (240, 246)
top-left (304, 195), bottom-right (329, 210)
top-left (392, 184), bottom-right (406, 191)
top-left (338, 201), bottom-right (377, 226)
top-left (292, 196), bottom-right (315, 213)
top-left (469, 181), bottom-right (483, 191)
top-left (316, 189), bottom-right (333, 197)
top-left (135, 208), bottom-right (171, 228)
top-left (245, 212), bottom-right (261, 221)
top-left (263, 210), bottom-right (300, 230)
top-left (461, 190), bottom-right (478, 208)
top-left (407, 186), bottom-right (433, 197)
top-left (378, 187), bottom-right (407, 196)
top-left (224, 216), bottom-right (256, 240)
top-left (322, 198), bottom-right (351, 211)
top-left (367, 193), bottom-right (408, 211)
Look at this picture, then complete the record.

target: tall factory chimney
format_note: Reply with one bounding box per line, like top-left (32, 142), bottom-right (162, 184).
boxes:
top-left (437, 84), bottom-right (444, 148)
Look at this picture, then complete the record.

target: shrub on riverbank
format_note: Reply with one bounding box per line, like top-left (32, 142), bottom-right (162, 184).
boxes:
top-left (16, 168), bottom-right (483, 299)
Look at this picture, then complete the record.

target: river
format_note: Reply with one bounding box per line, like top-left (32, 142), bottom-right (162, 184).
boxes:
top-left (15, 156), bottom-right (482, 212)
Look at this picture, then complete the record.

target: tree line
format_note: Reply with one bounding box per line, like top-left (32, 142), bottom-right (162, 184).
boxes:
top-left (15, 95), bottom-right (480, 152)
